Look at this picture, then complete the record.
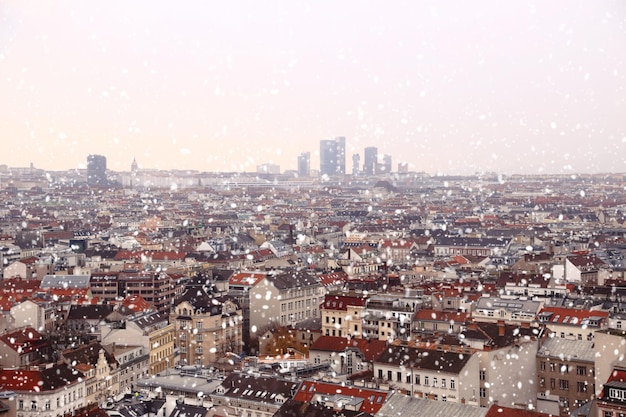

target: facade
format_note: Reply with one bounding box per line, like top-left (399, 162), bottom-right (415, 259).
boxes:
top-left (297, 152), bottom-right (311, 177)
top-left (364, 146), bottom-right (377, 176)
top-left (536, 337), bottom-right (595, 416)
top-left (212, 373), bottom-right (298, 417)
top-left (352, 152), bottom-right (360, 175)
top-left (60, 341), bottom-right (120, 406)
top-left (101, 311), bottom-right (175, 376)
top-left (362, 294), bottom-right (419, 341)
top-left (319, 136), bottom-right (346, 176)
top-left (320, 292), bottom-right (367, 338)
top-left (87, 154), bottom-right (107, 186)
top-left (473, 297), bottom-right (543, 325)
top-left (0, 364), bottom-right (86, 417)
top-left (171, 287), bottom-right (242, 366)
top-left (118, 271), bottom-right (176, 314)
top-left (374, 342), bottom-right (479, 403)
top-left (0, 327), bottom-right (52, 368)
top-left (538, 307), bottom-right (608, 341)
top-left (309, 335), bottom-right (386, 376)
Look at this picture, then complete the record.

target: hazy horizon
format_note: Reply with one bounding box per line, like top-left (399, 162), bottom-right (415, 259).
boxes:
top-left (1, 1), bottom-right (625, 175)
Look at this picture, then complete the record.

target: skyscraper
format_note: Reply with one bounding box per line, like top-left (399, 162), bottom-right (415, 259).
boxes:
top-left (352, 153), bottom-right (360, 176)
top-left (364, 146), bottom-right (378, 176)
top-left (382, 154), bottom-right (392, 174)
top-left (297, 152), bottom-right (311, 177)
top-left (319, 136), bottom-right (346, 176)
top-left (87, 154), bottom-right (107, 186)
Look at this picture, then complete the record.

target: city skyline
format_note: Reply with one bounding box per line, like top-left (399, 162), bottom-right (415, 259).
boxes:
top-left (1, 1), bottom-right (625, 175)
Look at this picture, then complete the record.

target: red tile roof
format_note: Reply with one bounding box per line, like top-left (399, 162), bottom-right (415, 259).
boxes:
top-left (413, 309), bottom-right (470, 323)
top-left (294, 380), bottom-right (389, 414)
top-left (229, 271), bottom-right (266, 286)
top-left (0, 327), bottom-right (47, 354)
top-left (485, 405), bottom-right (553, 417)
top-left (538, 307), bottom-right (608, 326)
top-left (310, 336), bottom-right (387, 362)
top-left (321, 294), bottom-right (367, 310)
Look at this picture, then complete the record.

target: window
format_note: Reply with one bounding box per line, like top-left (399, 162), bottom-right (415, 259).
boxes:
top-left (441, 378), bottom-right (446, 388)
top-left (18, 400), bottom-right (23, 410)
top-left (559, 379), bottom-right (569, 391)
top-left (479, 370), bottom-right (486, 381)
top-left (576, 366), bottom-right (587, 376)
top-left (577, 381), bottom-right (587, 393)
top-left (416, 375), bottom-right (421, 385)
top-left (540, 361), bottom-right (546, 371)
top-left (424, 376), bottom-right (429, 386)
top-left (540, 377), bottom-right (545, 388)
top-left (550, 378), bottom-right (555, 389)
top-left (406, 374), bottom-right (412, 384)
top-left (450, 379), bottom-right (455, 389)
top-left (397, 371), bottom-right (402, 382)
top-left (196, 321), bottom-right (202, 329)
top-left (479, 387), bottom-right (487, 398)
top-left (378, 369), bottom-right (383, 379)
top-left (433, 377), bottom-right (438, 387)
top-left (550, 362), bottom-right (556, 372)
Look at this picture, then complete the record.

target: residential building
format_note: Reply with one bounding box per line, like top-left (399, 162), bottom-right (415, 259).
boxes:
top-left (211, 373), bottom-right (299, 417)
top-left (473, 297), bottom-right (543, 325)
top-left (308, 335), bottom-right (386, 376)
top-left (374, 342), bottom-right (480, 403)
top-left (0, 327), bottom-right (52, 368)
top-left (320, 292), bottom-right (367, 338)
top-left (60, 341), bottom-right (119, 406)
top-left (171, 287), bottom-right (242, 366)
top-left (536, 337), bottom-right (595, 416)
top-left (101, 311), bottom-right (175, 376)
top-left (537, 307), bottom-right (609, 341)
top-left (0, 364), bottom-right (86, 417)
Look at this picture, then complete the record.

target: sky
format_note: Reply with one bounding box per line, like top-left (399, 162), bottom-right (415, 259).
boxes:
top-left (1, 1), bottom-right (625, 175)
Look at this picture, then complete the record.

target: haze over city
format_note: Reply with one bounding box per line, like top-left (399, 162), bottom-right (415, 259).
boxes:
top-left (1, 1), bottom-right (625, 175)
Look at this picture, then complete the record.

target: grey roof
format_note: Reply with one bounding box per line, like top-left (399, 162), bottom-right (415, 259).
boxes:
top-left (537, 337), bottom-right (595, 363)
top-left (130, 311), bottom-right (169, 330)
top-left (375, 345), bottom-right (473, 374)
top-left (266, 269), bottom-right (321, 290)
top-left (435, 237), bottom-right (510, 248)
top-left (475, 297), bottom-right (542, 314)
top-left (168, 403), bottom-right (208, 417)
top-left (375, 394), bottom-right (488, 417)
top-left (41, 274), bottom-right (91, 289)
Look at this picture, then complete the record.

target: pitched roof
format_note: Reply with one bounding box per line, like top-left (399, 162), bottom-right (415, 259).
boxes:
top-left (310, 336), bottom-right (387, 362)
top-left (294, 380), bottom-right (389, 414)
top-left (0, 327), bottom-right (48, 354)
top-left (321, 294), bottom-right (367, 311)
top-left (485, 405), bottom-right (553, 417)
top-left (229, 271), bottom-right (267, 287)
top-left (375, 344), bottom-right (473, 374)
top-left (265, 270), bottom-right (321, 290)
top-left (67, 304), bottom-right (114, 320)
top-left (538, 307), bottom-right (608, 327)
top-left (376, 394), bottom-right (488, 417)
top-left (0, 363), bottom-right (82, 392)
top-left (218, 373), bottom-right (299, 404)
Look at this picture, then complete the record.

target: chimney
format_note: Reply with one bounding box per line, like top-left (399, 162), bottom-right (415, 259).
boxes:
top-left (497, 320), bottom-right (505, 337)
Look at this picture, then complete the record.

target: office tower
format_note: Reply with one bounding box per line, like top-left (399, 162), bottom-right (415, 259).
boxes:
top-left (364, 146), bottom-right (378, 176)
top-left (319, 136), bottom-right (346, 176)
top-left (87, 154), bottom-right (107, 186)
top-left (383, 154), bottom-right (392, 174)
top-left (352, 153), bottom-right (360, 176)
top-left (297, 152), bottom-right (311, 177)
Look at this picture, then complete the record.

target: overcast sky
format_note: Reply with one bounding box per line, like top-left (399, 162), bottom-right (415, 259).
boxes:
top-left (1, 1), bottom-right (625, 175)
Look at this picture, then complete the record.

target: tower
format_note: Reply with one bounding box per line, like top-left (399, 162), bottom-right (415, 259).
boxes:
top-left (364, 147), bottom-right (377, 176)
top-left (319, 137), bottom-right (346, 176)
top-left (352, 153), bottom-right (360, 176)
top-left (87, 154), bottom-right (107, 186)
top-left (297, 152), bottom-right (311, 177)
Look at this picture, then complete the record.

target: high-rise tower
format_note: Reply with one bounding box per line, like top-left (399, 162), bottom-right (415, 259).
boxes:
top-left (87, 154), bottom-right (107, 186)
top-left (319, 137), bottom-right (346, 176)
top-left (297, 152), bottom-right (311, 177)
top-left (364, 146), bottom-right (378, 176)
